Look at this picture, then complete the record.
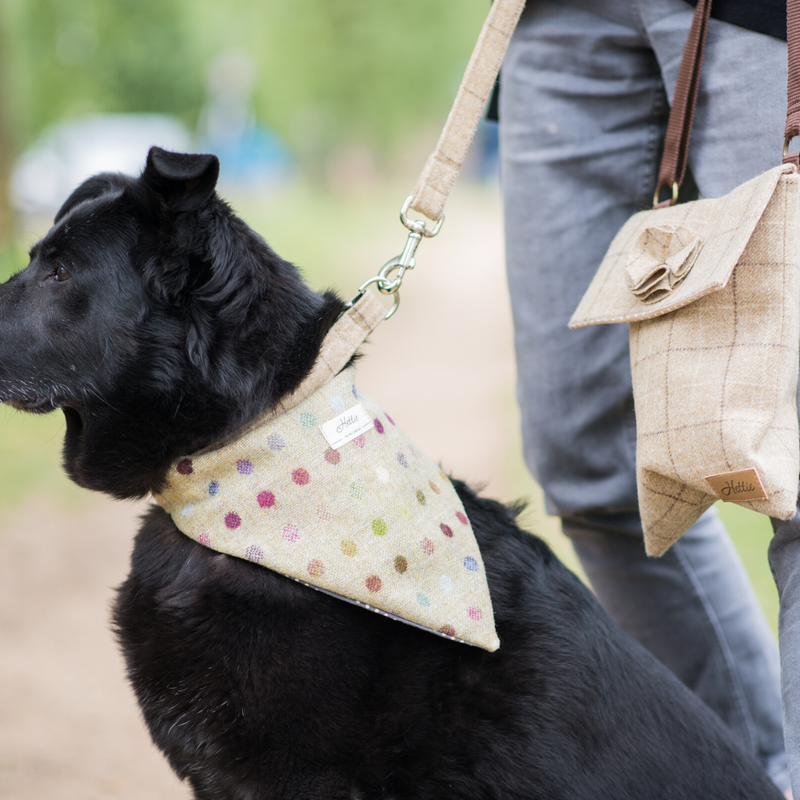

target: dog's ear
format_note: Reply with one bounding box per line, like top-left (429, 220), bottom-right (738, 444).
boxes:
top-left (142, 147), bottom-right (220, 213)
top-left (55, 173), bottom-right (129, 223)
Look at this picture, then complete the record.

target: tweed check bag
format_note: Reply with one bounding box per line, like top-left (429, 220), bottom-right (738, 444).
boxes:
top-left (570, 0), bottom-right (800, 556)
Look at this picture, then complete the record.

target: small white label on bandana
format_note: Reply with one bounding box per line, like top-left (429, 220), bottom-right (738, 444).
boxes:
top-left (320, 403), bottom-right (374, 450)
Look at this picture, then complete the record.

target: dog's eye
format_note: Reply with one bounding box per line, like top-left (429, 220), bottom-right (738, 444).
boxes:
top-left (54, 265), bottom-right (71, 282)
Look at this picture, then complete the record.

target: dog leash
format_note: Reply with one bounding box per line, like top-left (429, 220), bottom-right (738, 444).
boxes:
top-left (218, 0), bottom-right (526, 454)
top-left (350, 0), bottom-right (526, 321)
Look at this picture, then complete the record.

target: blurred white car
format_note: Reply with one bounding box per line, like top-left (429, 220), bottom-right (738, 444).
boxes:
top-left (11, 113), bottom-right (194, 215)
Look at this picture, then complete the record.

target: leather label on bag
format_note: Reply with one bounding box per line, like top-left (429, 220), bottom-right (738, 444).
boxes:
top-left (705, 468), bottom-right (768, 502)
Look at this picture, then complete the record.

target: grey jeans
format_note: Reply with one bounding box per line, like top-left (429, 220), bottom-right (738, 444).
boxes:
top-left (499, 0), bottom-right (791, 792)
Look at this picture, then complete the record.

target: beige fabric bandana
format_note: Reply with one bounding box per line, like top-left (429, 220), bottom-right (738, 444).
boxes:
top-left (154, 296), bottom-right (500, 651)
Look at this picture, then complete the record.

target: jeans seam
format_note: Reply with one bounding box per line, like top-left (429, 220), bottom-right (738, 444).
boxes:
top-left (638, 79), bottom-right (667, 210)
top-left (671, 540), bottom-right (760, 755)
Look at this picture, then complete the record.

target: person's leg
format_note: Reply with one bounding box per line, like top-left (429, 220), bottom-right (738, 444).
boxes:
top-left (644, 1), bottom-right (792, 789)
top-left (771, 511), bottom-right (800, 796)
top-left (567, 508), bottom-right (786, 789)
top-left (500, 0), bottom-right (788, 789)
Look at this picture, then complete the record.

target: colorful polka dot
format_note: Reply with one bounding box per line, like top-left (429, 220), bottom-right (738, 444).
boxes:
top-left (439, 576), bottom-right (454, 592)
top-left (353, 435), bottom-right (366, 449)
top-left (292, 468), bottom-right (310, 486)
top-left (374, 419), bottom-right (385, 434)
top-left (177, 459), bottom-right (193, 475)
top-left (366, 575), bottom-right (382, 593)
top-left (440, 523), bottom-right (453, 538)
top-left (350, 482), bottom-right (365, 500)
top-left (237, 459), bottom-right (254, 475)
top-left (300, 412), bottom-right (317, 429)
top-left (463, 556), bottom-right (479, 572)
top-left (439, 625), bottom-right (456, 637)
top-left (416, 490), bottom-right (426, 506)
top-left (308, 559), bottom-right (325, 577)
top-left (208, 481), bottom-right (220, 496)
top-left (467, 606), bottom-right (483, 621)
top-left (246, 545), bottom-right (263, 562)
top-left (374, 467), bottom-right (390, 483)
top-left (429, 480), bottom-right (441, 494)
top-left (397, 453), bottom-right (408, 468)
top-left (268, 434), bottom-right (285, 452)
top-left (317, 506), bottom-right (332, 521)
top-left (351, 385), bottom-right (358, 399)
top-left (225, 512), bottom-right (241, 530)
top-left (324, 448), bottom-right (341, 465)
top-left (181, 504), bottom-right (194, 517)
top-left (372, 518), bottom-right (388, 536)
top-left (421, 538), bottom-right (434, 555)
top-left (394, 555), bottom-right (408, 574)
top-left (257, 490), bottom-right (275, 509)
top-left (386, 413), bottom-right (395, 426)
top-left (283, 524), bottom-right (300, 542)
top-left (329, 394), bottom-right (345, 412)
top-left (197, 533), bottom-right (211, 547)
top-left (341, 540), bottom-right (357, 557)
top-left (417, 593), bottom-right (430, 606)
top-left (456, 511), bottom-right (469, 526)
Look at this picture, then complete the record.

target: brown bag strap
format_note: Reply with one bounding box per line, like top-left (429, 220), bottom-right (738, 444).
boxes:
top-left (785, 0), bottom-right (800, 165)
top-left (653, 0), bottom-right (712, 206)
top-left (660, 1), bottom-right (800, 200)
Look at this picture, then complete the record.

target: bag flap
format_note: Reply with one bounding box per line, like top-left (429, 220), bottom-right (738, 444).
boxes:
top-left (569, 165), bottom-right (793, 328)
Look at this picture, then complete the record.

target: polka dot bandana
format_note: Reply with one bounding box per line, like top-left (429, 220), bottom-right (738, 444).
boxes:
top-left (155, 365), bottom-right (500, 651)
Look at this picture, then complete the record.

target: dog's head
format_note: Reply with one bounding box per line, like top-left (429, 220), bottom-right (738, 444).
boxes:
top-left (0, 147), bottom-right (344, 498)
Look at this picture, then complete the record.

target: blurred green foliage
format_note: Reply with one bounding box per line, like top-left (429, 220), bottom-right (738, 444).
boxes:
top-left (0, 0), bottom-right (488, 157)
top-left (0, 0), bottom-right (204, 145)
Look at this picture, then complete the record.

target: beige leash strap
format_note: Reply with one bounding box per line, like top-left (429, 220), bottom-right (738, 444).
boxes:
top-left (268, 292), bottom-right (387, 419)
top-left (354, 0), bottom-right (525, 318)
top-left (409, 0), bottom-right (526, 223)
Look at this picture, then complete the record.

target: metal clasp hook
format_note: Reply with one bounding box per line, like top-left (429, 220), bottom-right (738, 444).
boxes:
top-left (348, 196), bottom-right (445, 320)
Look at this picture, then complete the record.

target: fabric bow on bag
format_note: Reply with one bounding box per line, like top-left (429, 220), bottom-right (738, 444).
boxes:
top-left (626, 225), bottom-right (702, 304)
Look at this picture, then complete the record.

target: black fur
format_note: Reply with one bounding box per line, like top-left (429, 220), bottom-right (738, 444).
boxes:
top-left (0, 147), bottom-right (782, 799)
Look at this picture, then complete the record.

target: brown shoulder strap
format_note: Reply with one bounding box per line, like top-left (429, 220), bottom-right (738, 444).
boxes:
top-left (785, 0), bottom-right (800, 166)
top-left (653, 0), bottom-right (712, 207)
top-left (660, 1), bottom-right (799, 200)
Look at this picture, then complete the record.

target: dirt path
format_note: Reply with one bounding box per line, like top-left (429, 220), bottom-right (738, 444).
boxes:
top-left (0, 184), bottom-right (565, 799)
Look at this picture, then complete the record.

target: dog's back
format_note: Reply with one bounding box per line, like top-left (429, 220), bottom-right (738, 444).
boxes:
top-left (114, 485), bottom-right (779, 799)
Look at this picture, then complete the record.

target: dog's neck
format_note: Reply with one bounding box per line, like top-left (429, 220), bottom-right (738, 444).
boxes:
top-left (193, 291), bottom-right (388, 456)
top-left (61, 291), bottom-right (377, 500)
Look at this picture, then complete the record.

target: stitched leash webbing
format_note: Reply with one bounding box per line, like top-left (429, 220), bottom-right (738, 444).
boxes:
top-left (269, 291), bottom-right (386, 417)
top-left (408, 0), bottom-right (526, 223)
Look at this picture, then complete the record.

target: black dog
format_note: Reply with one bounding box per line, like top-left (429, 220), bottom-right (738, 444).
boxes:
top-left (0, 148), bottom-right (783, 799)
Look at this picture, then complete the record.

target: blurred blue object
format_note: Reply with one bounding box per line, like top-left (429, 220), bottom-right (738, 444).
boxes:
top-left (197, 50), bottom-right (293, 191)
top-left (11, 113), bottom-right (194, 215)
top-left (200, 123), bottom-right (293, 191)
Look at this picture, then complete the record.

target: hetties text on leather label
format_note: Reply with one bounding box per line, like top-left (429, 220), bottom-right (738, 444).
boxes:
top-left (320, 403), bottom-right (374, 450)
top-left (705, 468), bottom-right (768, 503)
